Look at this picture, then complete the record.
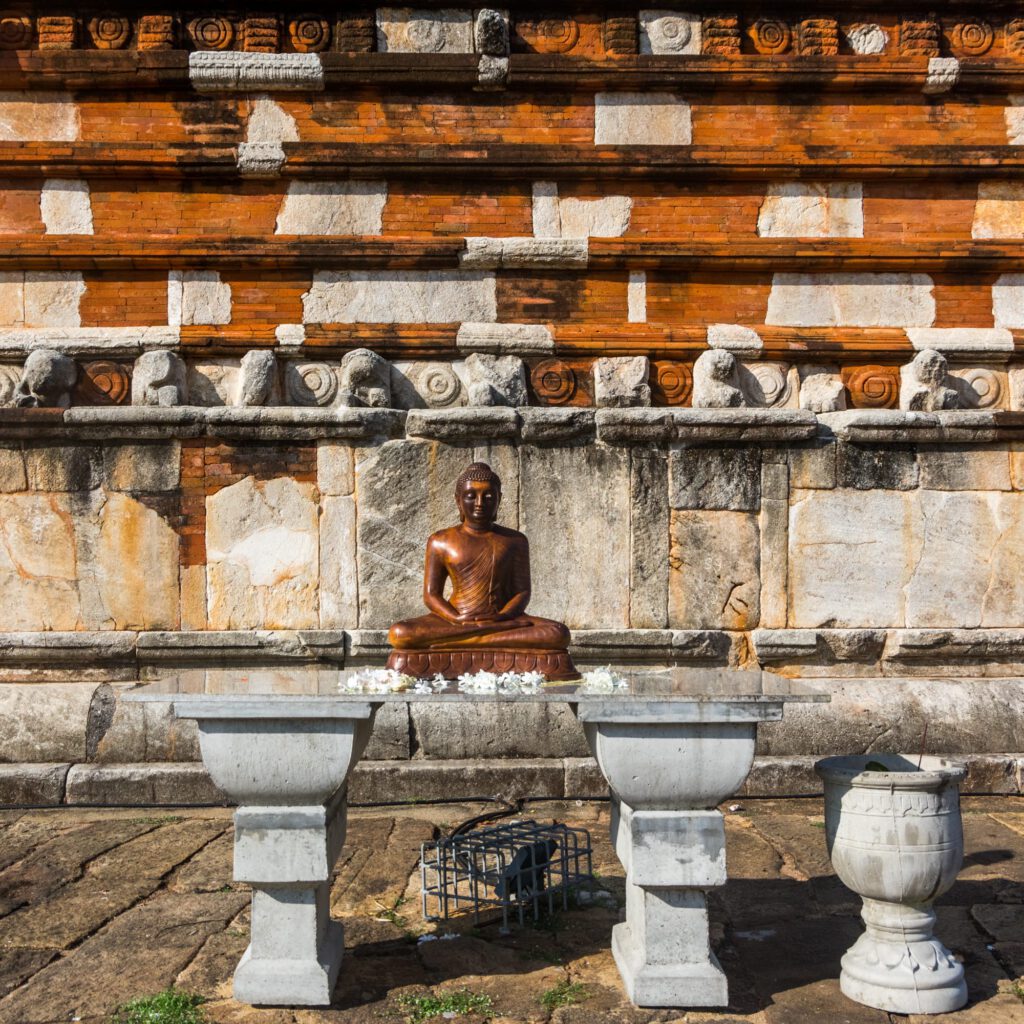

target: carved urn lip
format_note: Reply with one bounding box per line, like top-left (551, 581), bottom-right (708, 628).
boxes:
top-left (815, 753), bottom-right (966, 790)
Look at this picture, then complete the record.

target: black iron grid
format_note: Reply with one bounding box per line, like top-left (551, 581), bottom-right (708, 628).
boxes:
top-left (420, 819), bottom-right (594, 930)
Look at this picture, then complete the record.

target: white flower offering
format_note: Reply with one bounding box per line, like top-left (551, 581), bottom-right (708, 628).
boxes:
top-left (578, 666), bottom-right (630, 694)
top-left (340, 668), bottom-right (416, 693)
top-left (456, 670), bottom-right (546, 694)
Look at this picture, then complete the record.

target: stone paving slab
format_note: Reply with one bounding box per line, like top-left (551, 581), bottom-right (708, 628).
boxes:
top-left (0, 799), bottom-right (1020, 1024)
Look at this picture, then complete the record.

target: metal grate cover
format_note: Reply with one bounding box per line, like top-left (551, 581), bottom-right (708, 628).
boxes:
top-left (420, 819), bottom-right (594, 930)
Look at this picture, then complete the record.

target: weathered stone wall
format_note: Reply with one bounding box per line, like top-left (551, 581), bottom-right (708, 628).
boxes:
top-left (2, 6), bottom-right (1024, 802)
top-left (2, 421), bottom-right (1023, 673)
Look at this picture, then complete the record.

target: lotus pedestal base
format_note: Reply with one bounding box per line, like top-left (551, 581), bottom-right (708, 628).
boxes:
top-left (840, 900), bottom-right (967, 1015)
top-left (386, 647), bottom-right (579, 681)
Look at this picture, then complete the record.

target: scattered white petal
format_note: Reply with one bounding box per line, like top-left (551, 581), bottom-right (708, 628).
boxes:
top-left (578, 666), bottom-right (629, 693)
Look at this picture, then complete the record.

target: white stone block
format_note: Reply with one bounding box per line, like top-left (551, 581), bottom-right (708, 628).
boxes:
top-left (594, 92), bottom-right (691, 147)
top-left (628, 271), bottom-right (647, 324)
top-left (531, 181), bottom-right (560, 238)
top-left (905, 327), bottom-right (1014, 353)
top-left (455, 322), bottom-right (554, 354)
top-left (275, 324), bottom-right (305, 346)
top-left (757, 183), bottom-right (863, 238)
top-left (972, 181), bottom-right (1024, 239)
top-left (275, 181), bottom-right (386, 236)
top-left (789, 489), bottom-right (920, 628)
top-left (707, 324), bottom-right (762, 351)
top-left (765, 273), bottom-right (935, 328)
top-left (844, 24), bottom-right (888, 54)
top-left (189, 51), bottom-right (325, 92)
top-left (923, 57), bottom-right (960, 96)
top-left (594, 356), bottom-right (651, 408)
top-left (376, 8), bottom-right (474, 52)
top-left (460, 237), bottom-right (588, 269)
top-left (0, 326), bottom-right (179, 355)
top-left (14, 272), bottom-right (86, 329)
top-left (301, 270), bottom-right (497, 324)
top-left (207, 477), bottom-right (320, 630)
top-left (558, 196), bottom-right (633, 239)
top-left (0, 92), bottom-right (79, 141)
top-left (40, 180), bottom-right (93, 235)
top-left (169, 271), bottom-right (232, 327)
top-left (239, 96), bottom-right (299, 178)
top-left (1007, 96), bottom-right (1024, 146)
top-left (992, 274), bottom-right (1024, 328)
top-left (639, 11), bottom-right (702, 54)
top-left (798, 366), bottom-right (845, 413)
top-left (319, 495), bottom-right (357, 628)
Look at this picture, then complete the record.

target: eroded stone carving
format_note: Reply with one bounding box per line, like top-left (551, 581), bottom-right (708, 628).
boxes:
top-left (950, 20), bottom-right (993, 56)
top-left (749, 18), bottom-right (791, 54)
top-left (131, 351), bottom-right (186, 407)
top-left (188, 16), bottom-right (234, 50)
top-left (639, 11), bottom-right (701, 55)
top-left (289, 15), bottom-right (331, 51)
top-left (743, 362), bottom-right (792, 408)
top-left (75, 360), bottom-right (131, 405)
top-left (842, 365), bottom-right (900, 409)
top-left (844, 24), bottom-right (887, 55)
top-left (407, 362), bottom-right (463, 408)
top-left (702, 15), bottom-right (740, 54)
top-left (0, 364), bottom-right (19, 405)
top-left (798, 366), bottom-right (846, 413)
top-left (14, 348), bottom-right (76, 408)
top-left (796, 18), bottom-right (838, 55)
top-left (376, 8), bottom-right (473, 53)
top-left (237, 350), bottom-right (276, 407)
top-left (340, 348), bottom-right (391, 408)
top-left (902, 349), bottom-right (960, 411)
top-left (475, 9), bottom-right (508, 54)
top-left (692, 350), bottom-right (743, 408)
top-left (531, 359), bottom-right (578, 405)
top-left (464, 352), bottom-right (528, 406)
top-left (651, 361), bottom-right (693, 406)
top-left (899, 18), bottom-right (939, 56)
top-left (0, 12), bottom-right (31, 49)
top-left (594, 356), bottom-right (651, 408)
top-left (286, 362), bottom-right (339, 407)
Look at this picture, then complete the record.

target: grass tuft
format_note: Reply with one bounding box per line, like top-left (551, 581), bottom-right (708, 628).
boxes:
top-left (396, 987), bottom-right (494, 1023)
top-left (109, 989), bottom-right (206, 1024)
top-left (540, 980), bottom-right (588, 1010)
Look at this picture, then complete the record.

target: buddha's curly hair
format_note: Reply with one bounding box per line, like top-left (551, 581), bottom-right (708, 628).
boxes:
top-left (455, 462), bottom-right (502, 494)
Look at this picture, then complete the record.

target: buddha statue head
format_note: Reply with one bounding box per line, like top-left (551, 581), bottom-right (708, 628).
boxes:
top-left (455, 462), bottom-right (501, 530)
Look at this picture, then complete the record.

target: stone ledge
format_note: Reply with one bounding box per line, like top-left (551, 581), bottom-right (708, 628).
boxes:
top-left (405, 407), bottom-right (520, 442)
top-left (5, 753), bottom-right (1019, 807)
top-left (189, 51), bottom-right (325, 92)
top-left (887, 629), bottom-right (1024, 662)
top-left (0, 407), bottom-right (407, 441)
top-left (596, 408), bottom-right (818, 444)
top-left (824, 410), bottom-right (1024, 445)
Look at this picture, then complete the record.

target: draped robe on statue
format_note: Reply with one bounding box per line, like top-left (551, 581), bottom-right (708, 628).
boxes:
top-left (387, 525), bottom-right (570, 651)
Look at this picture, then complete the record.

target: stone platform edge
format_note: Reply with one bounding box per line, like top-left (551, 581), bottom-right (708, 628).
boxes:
top-left (1, 754), bottom-right (1021, 808)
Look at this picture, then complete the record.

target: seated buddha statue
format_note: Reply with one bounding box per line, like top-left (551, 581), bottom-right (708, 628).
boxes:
top-left (386, 462), bottom-right (579, 681)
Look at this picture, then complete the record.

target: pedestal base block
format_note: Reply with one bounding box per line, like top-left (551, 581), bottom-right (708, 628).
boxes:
top-left (612, 924), bottom-right (729, 1007)
top-left (233, 919), bottom-right (345, 1007)
top-left (386, 647), bottom-right (580, 681)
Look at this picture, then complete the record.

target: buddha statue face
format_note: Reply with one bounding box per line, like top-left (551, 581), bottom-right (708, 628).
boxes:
top-left (455, 464), bottom-right (501, 530)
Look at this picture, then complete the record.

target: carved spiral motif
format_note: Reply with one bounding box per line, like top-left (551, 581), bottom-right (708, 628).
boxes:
top-left (289, 15), bottom-right (331, 52)
top-left (0, 12), bottom-right (31, 49)
top-left (286, 362), bottom-right (338, 407)
top-left (960, 368), bottom-right (1002, 408)
top-left (405, 15), bottom-right (447, 52)
top-left (523, 17), bottom-right (580, 53)
top-left (652, 361), bottom-right (693, 406)
top-left (76, 361), bottom-right (130, 405)
top-left (531, 360), bottom-right (577, 405)
top-left (750, 18), bottom-right (791, 54)
top-left (187, 16), bottom-right (234, 51)
top-left (1008, 19), bottom-right (1024, 57)
top-left (411, 363), bottom-right (462, 408)
top-left (951, 20), bottom-right (993, 56)
top-left (747, 363), bottom-right (791, 407)
top-left (649, 16), bottom-right (691, 52)
top-left (89, 14), bottom-right (131, 49)
top-left (0, 365), bottom-right (19, 406)
top-left (845, 366), bottom-right (900, 409)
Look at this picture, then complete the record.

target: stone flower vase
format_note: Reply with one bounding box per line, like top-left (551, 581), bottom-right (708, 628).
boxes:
top-left (814, 754), bottom-right (967, 1015)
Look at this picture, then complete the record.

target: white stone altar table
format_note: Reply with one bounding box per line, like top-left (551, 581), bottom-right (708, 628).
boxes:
top-left (125, 666), bottom-right (825, 1009)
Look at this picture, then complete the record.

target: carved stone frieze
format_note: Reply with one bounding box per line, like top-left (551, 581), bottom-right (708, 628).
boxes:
top-left (702, 15), bottom-right (740, 55)
top-left (650, 361), bottom-right (693, 406)
top-left (796, 18), bottom-right (838, 56)
top-left (842, 365), bottom-right (901, 409)
top-left (899, 18), bottom-right (940, 57)
top-left (604, 15), bottom-right (638, 55)
top-left (15, 349), bottom-right (77, 408)
top-left (749, 18), bottom-right (791, 55)
top-left (531, 359), bottom-right (578, 406)
top-left (0, 12), bottom-right (31, 50)
top-left (74, 361), bottom-right (131, 406)
top-left (87, 14), bottom-right (131, 50)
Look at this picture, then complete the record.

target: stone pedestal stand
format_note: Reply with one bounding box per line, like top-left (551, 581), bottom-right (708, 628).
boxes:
top-left (176, 698), bottom-right (379, 1007)
top-left (576, 701), bottom-right (780, 1008)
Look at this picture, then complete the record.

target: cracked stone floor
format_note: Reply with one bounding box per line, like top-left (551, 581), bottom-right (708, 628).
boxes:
top-left (0, 798), bottom-right (1023, 1024)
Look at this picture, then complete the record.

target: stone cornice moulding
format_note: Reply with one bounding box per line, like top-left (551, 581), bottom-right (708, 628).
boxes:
top-left (10, 52), bottom-right (1024, 95)
top-left (188, 51), bottom-right (325, 92)
top-left (2, 142), bottom-right (1023, 181)
top-left (1, 406), bottom-right (1024, 443)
